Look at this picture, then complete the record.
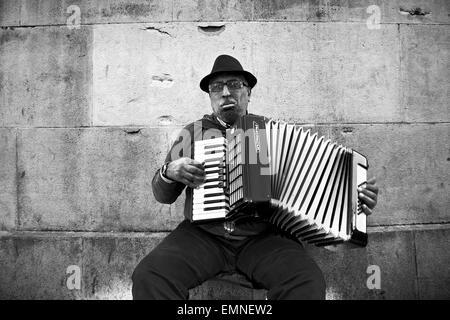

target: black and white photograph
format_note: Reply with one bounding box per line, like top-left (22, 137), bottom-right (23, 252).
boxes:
top-left (0, 0), bottom-right (448, 307)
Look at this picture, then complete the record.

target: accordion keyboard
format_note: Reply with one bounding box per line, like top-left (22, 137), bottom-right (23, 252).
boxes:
top-left (192, 137), bottom-right (229, 221)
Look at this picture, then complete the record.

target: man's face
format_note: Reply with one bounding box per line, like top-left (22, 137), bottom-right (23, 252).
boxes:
top-left (208, 73), bottom-right (251, 125)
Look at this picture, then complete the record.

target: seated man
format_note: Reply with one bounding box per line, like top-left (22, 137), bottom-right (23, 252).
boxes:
top-left (132, 55), bottom-right (379, 300)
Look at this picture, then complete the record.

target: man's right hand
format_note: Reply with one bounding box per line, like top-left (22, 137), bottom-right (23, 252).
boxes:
top-left (165, 158), bottom-right (206, 189)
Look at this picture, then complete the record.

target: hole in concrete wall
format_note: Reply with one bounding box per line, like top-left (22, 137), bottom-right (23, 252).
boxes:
top-left (157, 115), bottom-right (176, 126)
top-left (316, 8), bottom-right (327, 18)
top-left (151, 74), bottom-right (174, 88)
top-left (124, 129), bottom-right (141, 135)
top-left (342, 127), bottom-right (354, 133)
top-left (198, 24), bottom-right (226, 36)
top-left (399, 7), bottom-right (431, 16)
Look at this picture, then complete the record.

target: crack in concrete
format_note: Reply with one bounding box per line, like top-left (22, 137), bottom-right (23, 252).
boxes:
top-left (1, 122), bottom-right (449, 129)
top-left (91, 274), bottom-right (98, 295)
top-left (2, 222), bottom-right (449, 239)
top-left (141, 26), bottom-right (173, 37)
top-left (15, 130), bottom-right (21, 230)
top-left (412, 231), bottom-right (420, 299)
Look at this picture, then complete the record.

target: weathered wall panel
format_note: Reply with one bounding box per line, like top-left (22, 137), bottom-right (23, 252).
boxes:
top-left (0, 26), bottom-right (92, 127)
top-left (0, 129), bottom-right (17, 230)
top-left (17, 128), bottom-right (174, 231)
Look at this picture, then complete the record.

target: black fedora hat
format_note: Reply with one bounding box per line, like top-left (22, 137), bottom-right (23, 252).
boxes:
top-left (200, 55), bottom-right (257, 93)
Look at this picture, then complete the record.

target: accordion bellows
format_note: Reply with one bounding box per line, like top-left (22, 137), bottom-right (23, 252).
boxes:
top-left (191, 115), bottom-right (368, 247)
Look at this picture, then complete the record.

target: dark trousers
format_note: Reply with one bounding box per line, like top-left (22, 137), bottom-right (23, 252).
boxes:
top-left (132, 220), bottom-right (326, 300)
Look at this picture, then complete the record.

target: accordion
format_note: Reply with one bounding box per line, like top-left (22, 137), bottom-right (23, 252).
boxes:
top-left (191, 115), bottom-right (368, 247)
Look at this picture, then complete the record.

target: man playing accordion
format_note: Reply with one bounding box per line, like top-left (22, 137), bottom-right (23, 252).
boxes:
top-left (132, 55), bottom-right (379, 300)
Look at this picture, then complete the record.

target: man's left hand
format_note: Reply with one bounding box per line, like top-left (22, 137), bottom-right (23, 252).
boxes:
top-left (358, 177), bottom-right (378, 216)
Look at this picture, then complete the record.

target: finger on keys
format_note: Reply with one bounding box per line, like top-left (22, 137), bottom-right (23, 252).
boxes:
top-left (185, 171), bottom-right (205, 186)
top-left (190, 159), bottom-right (205, 169)
top-left (362, 204), bottom-right (373, 215)
top-left (359, 193), bottom-right (376, 209)
top-left (357, 187), bottom-right (377, 200)
top-left (186, 165), bottom-right (205, 178)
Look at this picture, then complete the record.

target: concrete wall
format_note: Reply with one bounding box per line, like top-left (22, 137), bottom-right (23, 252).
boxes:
top-left (0, 0), bottom-right (449, 299)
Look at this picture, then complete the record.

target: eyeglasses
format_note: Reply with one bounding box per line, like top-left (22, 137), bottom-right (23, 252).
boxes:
top-left (209, 80), bottom-right (248, 93)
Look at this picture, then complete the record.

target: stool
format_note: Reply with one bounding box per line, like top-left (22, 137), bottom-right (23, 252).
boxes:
top-left (189, 272), bottom-right (267, 300)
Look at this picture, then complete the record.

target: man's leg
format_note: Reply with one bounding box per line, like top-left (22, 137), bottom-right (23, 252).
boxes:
top-left (236, 232), bottom-right (326, 300)
top-left (132, 220), bottom-right (230, 300)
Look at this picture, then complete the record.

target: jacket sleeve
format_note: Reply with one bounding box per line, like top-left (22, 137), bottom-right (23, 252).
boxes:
top-left (151, 125), bottom-right (193, 204)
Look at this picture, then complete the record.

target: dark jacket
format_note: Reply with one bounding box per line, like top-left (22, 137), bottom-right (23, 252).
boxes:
top-left (151, 113), bottom-right (271, 239)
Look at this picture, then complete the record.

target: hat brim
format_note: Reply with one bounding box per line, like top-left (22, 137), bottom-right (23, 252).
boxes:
top-left (200, 71), bottom-right (257, 93)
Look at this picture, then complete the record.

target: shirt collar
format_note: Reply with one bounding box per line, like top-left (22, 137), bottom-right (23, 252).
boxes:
top-left (216, 116), bottom-right (231, 129)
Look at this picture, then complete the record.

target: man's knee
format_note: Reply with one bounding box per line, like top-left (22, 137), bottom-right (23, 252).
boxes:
top-left (298, 264), bottom-right (326, 299)
top-left (268, 259), bottom-right (326, 300)
top-left (131, 257), bottom-right (157, 299)
top-left (131, 258), bottom-right (149, 287)
top-left (131, 253), bottom-right (188, 300)
top-left (292, 259), bottom-right (326, 299)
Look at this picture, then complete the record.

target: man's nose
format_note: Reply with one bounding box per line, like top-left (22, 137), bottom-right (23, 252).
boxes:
top-left (221, 84), bottom-right (231, 96)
